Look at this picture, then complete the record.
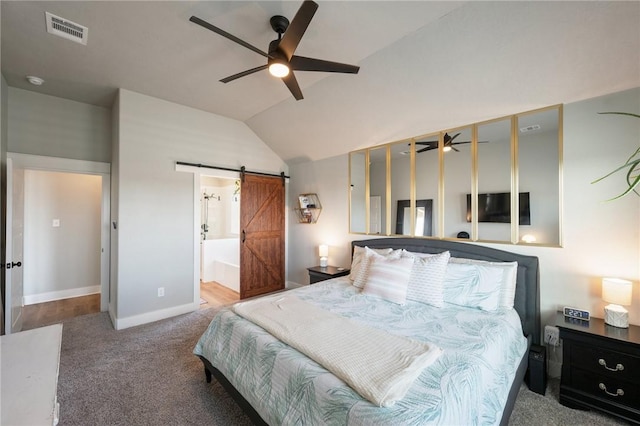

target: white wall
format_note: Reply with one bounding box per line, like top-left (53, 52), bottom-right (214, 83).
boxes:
top-left (7, 88), bottom-right (111, 163)
top-left (113, 89), bottom-right (287, 328)
top-left (23, 170), bottom-right (102, 303)
top-left (288, 88), bottom-right (640, 328)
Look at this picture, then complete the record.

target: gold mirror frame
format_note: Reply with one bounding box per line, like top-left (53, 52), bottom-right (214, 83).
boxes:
top-left (348, 105), bottom-right (563, 247)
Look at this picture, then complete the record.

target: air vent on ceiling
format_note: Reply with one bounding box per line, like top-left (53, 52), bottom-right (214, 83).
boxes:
top-left (520, 124), bottom-right (541, 133)
top-left (45, 12), bottom-right (88, 45)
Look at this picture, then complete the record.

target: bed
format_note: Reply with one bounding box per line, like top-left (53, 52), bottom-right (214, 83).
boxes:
top-left (194, 238), bottom-right (540, 425)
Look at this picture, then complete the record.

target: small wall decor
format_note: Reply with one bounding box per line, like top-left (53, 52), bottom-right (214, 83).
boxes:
top-left (295, 193), bottom-right (322, 223)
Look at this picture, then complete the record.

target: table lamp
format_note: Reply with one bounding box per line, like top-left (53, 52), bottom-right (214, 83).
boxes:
top-left (602, 277), bottom-right (632, 328)
top-left (319, 244), bottom-right (329, 268)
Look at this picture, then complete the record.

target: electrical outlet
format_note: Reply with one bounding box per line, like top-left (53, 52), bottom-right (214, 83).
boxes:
top-left (544, 325), bottom-right (560, 346)
top-left (157, 287), bottom-right (164, 297)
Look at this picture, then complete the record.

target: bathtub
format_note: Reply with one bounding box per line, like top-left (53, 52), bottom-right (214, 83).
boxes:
top-left (201, 238), bottom-right (239, 293)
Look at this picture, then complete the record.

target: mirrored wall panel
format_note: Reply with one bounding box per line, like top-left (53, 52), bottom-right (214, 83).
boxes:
top-left (369, 146), bottom-right (387, 235)
top-left (390, 141), bottom-right (413, 236)
top-left (348, 105), bottom-right (563, 247)
top-left (414, 132), bottom-right (439, 237)
top-left (443, 127), bottom-right (473, 239)
top-left (349, 151), bottom-right (367, 234)
top-left (476, 118), bottom-right (512, 242)
top-left (517, 107), bottom-right (561, 246)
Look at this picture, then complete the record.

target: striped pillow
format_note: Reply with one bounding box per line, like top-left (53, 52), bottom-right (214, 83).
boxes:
top-left (406, 251), bottom-right (450, 307)
top-left (349, 246), bottom-right (393, 281)
top-left (361, 255), bottom-right (414, 305)
top-left (353, 247), bottom-right (402, 288)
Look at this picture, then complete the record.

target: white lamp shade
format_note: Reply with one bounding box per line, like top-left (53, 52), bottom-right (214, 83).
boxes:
top-left (318, 244), bottom-right (329, 257)
top-left (602, 278), bottom-right (632, 306)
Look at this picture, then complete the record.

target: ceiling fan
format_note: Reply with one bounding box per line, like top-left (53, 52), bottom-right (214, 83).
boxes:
top-left (189, 0), bottom-right (360, 101)
top-left (415, 133), bottom-right (488, 153)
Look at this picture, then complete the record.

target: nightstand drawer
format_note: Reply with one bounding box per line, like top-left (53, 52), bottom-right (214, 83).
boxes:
top-left (572, 367), bottom-right (640, 408)
top-left (570, 342), bottom-right (640, 380)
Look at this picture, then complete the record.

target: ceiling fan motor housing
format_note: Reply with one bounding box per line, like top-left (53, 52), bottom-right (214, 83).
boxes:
top-left (270, 15), bottom-right (290, 36)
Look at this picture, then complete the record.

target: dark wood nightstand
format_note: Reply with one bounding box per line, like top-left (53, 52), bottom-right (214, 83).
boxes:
top-left (307, 266), bottom-right (350, 284)
top-left (557, 312), bottom-right (640, 424)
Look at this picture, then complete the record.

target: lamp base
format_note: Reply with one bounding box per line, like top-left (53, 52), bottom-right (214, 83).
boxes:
top-left (604, 304), bottom-right (629, 328)
top-left (320, 257), bottom-right (328, 268)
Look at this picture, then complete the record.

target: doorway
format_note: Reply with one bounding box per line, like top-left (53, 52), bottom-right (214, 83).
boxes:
top-left (4, 153), bottom-right (110, 333)
top-left (199, 175), bottom-right (240, 307)
top-left (183, 166), bottom-right (286, 307)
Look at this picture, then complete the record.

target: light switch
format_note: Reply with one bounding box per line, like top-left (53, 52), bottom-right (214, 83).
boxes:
top-left (52, 219), bottom-right (60, 227)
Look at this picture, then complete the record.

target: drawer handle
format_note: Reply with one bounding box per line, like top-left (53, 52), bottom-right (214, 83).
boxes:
top-left (598, 358), bottom-right (624, 372)
top-left (599, 383), bottom-right (624, 397)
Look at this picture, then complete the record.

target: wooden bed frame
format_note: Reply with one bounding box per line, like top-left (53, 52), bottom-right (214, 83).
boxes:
top-left (198, 237), bottom-right (541, 426)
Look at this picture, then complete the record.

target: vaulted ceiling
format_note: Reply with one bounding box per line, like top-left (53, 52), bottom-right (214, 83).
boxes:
top-left (2, 1), bottom-right (639, 164)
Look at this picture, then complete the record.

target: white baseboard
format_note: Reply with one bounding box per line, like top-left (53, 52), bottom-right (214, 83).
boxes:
top-left (113, 302), bottom-right (198, 330)
top-left (23, 285), bottom-right (101, 305)
top-left (286, 281), bottom-right (304, 289)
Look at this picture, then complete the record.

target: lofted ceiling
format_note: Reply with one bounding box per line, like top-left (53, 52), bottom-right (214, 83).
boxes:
top-left (2, 1), bottom-right (639, 165)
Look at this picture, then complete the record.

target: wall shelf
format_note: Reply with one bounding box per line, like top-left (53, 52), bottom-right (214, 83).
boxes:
top-left (295, 193), bottom-right (322, 224)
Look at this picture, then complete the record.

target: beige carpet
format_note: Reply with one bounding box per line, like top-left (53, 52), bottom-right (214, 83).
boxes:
top-left (54, 308), bottom-right (625, 425)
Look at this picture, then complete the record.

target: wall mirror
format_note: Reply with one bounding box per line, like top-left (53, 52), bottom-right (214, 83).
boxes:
top-left (349, 105), bottom-right (563, 247)
top-left (443, 126), bottom-right (473, 239)
top-left (476, 117), bottom-right (512, 242)
top-left (368, 146), bottom-right (387, 234)
top-left (390, 140), bottom-right (412, 236)
top-left (349, 150), bottom-right (367, 233)
top-left (516, 107), bottom-right (562, 246)
top-left (414, 132), bottom-right (439, 237)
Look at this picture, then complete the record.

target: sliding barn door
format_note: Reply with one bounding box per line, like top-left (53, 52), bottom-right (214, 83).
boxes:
top-left (239, 174), bottom-right (285, 299)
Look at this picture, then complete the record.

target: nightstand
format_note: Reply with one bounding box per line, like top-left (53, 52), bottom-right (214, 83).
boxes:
top-left (557, 312), bottom-right (640, 424)
top-left (307, 266), bottom-right (350, 284)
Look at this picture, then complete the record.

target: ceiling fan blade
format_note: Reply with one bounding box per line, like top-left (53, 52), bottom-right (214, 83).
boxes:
top-left (282, 72), bottom-right (304, 100)
top-left (449, 132), bottom-right (461, 142)
top-left (417, 146), bottom-right (435, 153)
top-left (452, 146), bottom-right (460, 152)
top-left (278, 0), bottom-right (319, 60)
top-left (290, 56), bottom-right (360, 74)
top-left (190, 16), bottom-right (272, 59)
top-left (220, 65), bottom-right (268, 83)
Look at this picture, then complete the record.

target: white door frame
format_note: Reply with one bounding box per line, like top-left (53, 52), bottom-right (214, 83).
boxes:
top-left (7, 153), bottom-right (111, 311)
top-left (176, 164), bottom-right (239, 306)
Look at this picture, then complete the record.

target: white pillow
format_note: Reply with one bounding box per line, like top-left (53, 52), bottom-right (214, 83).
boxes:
top-left (406, 251), bottom-right (450, 307)
top-left (361, 255), bottom-right (414, 305)
top-left (446, 258), bottom-right (518, 310)
top-left (349, 246), bottom-right (393, 281)
top-left (353, 247), bottom-right (402, 288)
top-left (401, 249), bottom-right (437, 259)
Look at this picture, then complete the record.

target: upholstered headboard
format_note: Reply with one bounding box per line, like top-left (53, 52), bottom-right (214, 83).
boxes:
top-left (351, 238), bottom-right (541, 345)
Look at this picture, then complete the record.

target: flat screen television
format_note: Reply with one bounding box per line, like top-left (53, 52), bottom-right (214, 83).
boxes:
top-left (466, 192), bottom-right (530, 225)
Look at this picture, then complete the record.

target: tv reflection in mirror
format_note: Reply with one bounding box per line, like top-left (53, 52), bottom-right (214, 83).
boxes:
top-left (396, 199), bottom-right (433, 236)
top-left (466, 192), bottom-right (530, 225)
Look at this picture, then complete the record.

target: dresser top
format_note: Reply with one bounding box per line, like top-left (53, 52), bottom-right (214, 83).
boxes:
top-left (556, 312), bottom-right (640, 345)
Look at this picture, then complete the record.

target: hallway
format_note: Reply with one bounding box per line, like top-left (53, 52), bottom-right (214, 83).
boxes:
top-left (21, 281), bottom-right (239, 330)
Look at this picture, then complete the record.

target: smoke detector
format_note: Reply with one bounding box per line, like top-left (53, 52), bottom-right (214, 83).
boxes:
top-left (520, 124), bottom-right (541, 133)
top-left (45, 12), bottom-right (88, 45)
top-left (26, 76), bottom-right (44, 86)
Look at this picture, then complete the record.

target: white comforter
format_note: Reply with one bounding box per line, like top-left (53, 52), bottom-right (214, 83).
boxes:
top-left (194, 278), bottom-right (528, 425)
top-left (233, 294), bottom-right (442, 407)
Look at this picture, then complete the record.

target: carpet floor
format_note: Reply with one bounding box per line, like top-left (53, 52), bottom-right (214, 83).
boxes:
top-left (55, 308), bottom-right (626, 425)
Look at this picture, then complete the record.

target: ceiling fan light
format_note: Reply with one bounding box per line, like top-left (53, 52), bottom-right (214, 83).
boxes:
top-left (443, 146), bottom-right (452, 152)
top-left (269, 63), bottom-right (290, 78)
